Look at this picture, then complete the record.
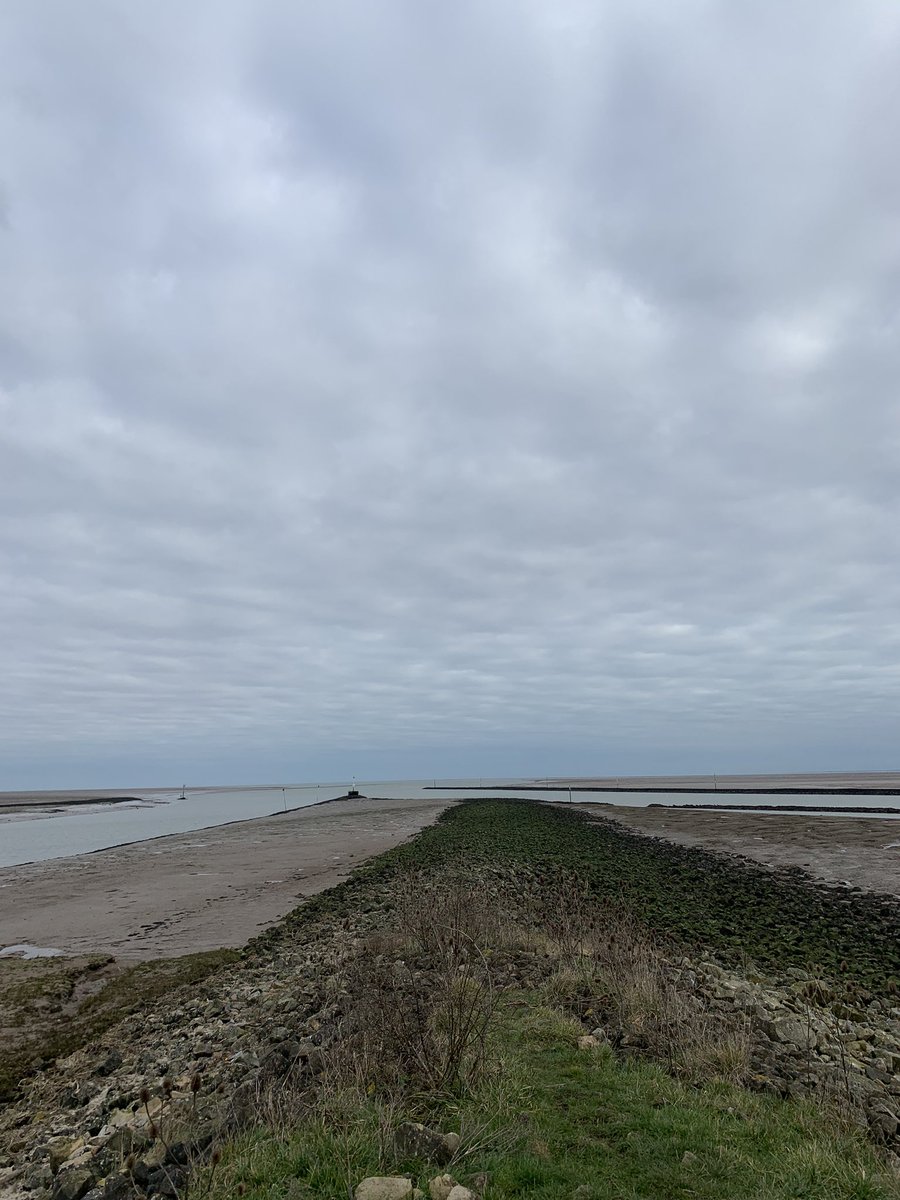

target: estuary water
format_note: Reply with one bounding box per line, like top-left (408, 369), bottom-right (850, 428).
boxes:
top-left (1, 780), bottom-right (898, 869)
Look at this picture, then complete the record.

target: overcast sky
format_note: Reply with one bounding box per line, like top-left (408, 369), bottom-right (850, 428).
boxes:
top-left (1, 2), bottom-right (899, 789)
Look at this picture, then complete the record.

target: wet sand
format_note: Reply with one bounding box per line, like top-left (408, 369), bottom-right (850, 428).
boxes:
top-left (0, 796), bottom-right (452, 960)
top-left (586, 804), bottom-right (900, 896)
top-left (544, 770), bottom-right (900, 793)
top-left (0, 791), bottom-right (147, 812)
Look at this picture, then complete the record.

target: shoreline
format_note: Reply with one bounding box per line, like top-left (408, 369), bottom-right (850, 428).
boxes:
top-left (3, 794), bottom-right (898, 965)
top-left (0, 795), bottom-right (142, 812)
top-left (0, 795), bottom-right (453, 960)
top-left (648, 801), bottom-right (900, 813)
top-left (436, 783), bottom-right (900, 798)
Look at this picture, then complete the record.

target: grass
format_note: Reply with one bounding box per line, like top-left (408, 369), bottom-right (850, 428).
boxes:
top-left (198, 998), bottom-right (898, 1199)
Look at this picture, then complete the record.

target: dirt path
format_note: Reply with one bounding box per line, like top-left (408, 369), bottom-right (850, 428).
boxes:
top-left (0, 796), bottom-right (452, 960)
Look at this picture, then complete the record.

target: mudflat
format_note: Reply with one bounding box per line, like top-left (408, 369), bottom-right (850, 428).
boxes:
top-left (0, 791), bottom-right (145, 812)
top-left (545, 770), bottom-right (900, 792)
top-left (0, 796), bottom-right (452, 960)
top-left (588, 804), bottom-right (900, 896)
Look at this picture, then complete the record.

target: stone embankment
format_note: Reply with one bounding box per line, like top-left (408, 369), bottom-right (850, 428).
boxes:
top-left (684, 960), bottom-right (900, 1146)
top-left (1, 860), bottom-right (899, 1199)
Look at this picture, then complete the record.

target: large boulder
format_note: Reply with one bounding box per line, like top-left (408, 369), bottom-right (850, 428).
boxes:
top-left (395, 1121), bottom-right (456, 1164)
top-left (355, 1179), bottom-right (422, 1200)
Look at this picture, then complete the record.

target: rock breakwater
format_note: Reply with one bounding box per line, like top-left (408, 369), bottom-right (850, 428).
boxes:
top-left (1, 801), bottom-right (898, 1198)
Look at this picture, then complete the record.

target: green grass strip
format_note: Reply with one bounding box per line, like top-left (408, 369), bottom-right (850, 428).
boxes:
top-left (202, 997), bottom-right (898, 1199)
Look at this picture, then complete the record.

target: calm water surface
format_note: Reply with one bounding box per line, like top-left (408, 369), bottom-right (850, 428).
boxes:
top-left (1, 780), bottom-right (898, 869)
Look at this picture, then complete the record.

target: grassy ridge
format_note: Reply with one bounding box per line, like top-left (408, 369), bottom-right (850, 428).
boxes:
top-left (379, 800), bottom-right (900, 994)
top-left (200, 800), bottom-right (900, 1199)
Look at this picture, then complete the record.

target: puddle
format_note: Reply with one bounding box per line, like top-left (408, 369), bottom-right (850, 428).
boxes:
top-left (0, 943), bottom-right (65, 959)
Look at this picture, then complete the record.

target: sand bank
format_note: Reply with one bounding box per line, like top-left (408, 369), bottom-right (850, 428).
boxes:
top-left (543, 770), bottom-right (900, 793)
top-left (0, 791), bottom-right (146, 812)
top-left (0, 796), bottom-right (452, 960)
top-left (588, 804), bottom-right (900, 896)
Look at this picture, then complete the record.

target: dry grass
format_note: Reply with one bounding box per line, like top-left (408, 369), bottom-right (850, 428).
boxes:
top-left (328, 877), bottom-right (503, 1099)
top-left (519, 876), bottom-right (753, 1084)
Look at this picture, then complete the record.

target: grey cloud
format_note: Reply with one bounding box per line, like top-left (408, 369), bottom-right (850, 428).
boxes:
top-left (1, 1), bottom-right (899, 787)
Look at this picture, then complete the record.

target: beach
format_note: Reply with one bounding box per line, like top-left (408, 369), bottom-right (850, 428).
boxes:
top-left (589, 803), bottom-right (900, 896)
top-left (1, 793), bottom-right (898, 967)
top-left (0, 795), bottom-right (453, 960)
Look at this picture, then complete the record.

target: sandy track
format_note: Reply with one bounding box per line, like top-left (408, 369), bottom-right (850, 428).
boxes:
top-left (586, 804), bottom-right (900, 896)
top-left (0, 796), bottom-right (452, 960)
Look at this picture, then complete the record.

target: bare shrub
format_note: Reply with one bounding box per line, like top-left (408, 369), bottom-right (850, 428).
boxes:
top-left (334, 879), bottom-right (502, 1097)
top-left (538, 872), bottom-right (600, 960)
top-left (391, 873), bottom-right (513, 966)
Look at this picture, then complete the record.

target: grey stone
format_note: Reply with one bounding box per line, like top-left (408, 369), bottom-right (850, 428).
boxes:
top-left (868, 1104), bottom-right (899, 1140)
top-left (51, 1170), bottom-right (94, 1200)
top-left (428, 1176), bottom-right (457, 1200)
top-left (147, 1164), bottom-right (187, 1196)
top-left (442, 1133), bottom-right (461, 1159)
top-left (354, 1179), bottom-right (419, 1200)
top-left (101, 1127), bottom-right (133, 1156)
top-left (768, 1017), bottom-right (815, 1050)
top-left (101, 1177), bottom-right (132, 1200)
top-left (26, 1166), bottom-right (54, 1191)
top-left (395, 1121), bottom-right (451, 1164)
top-left (48, 1139), bottom-right (76, 1176)
top-left (95, 1051), bottom-right (123, 1078)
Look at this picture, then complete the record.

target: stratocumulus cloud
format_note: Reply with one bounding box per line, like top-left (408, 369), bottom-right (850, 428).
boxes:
top-left (1, 1), bottom-right (899, 786)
